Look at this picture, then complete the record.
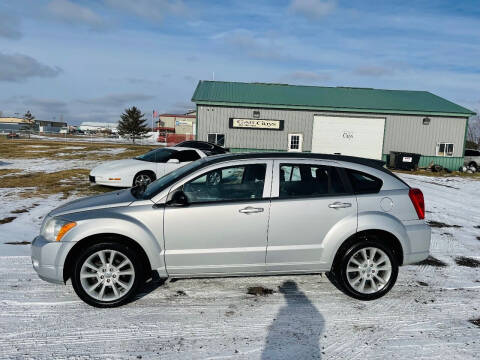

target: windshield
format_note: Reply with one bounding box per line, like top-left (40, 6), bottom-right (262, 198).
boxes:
top-left (138, 160), bottom-right (206, 199)
top-left (136, 148), bottom-right (176, 162)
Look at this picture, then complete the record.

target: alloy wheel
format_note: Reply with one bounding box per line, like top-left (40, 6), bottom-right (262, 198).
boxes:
top-left (134, 174), bottom-right (152, 186)
top-left (79, 249), bottom-right (135, 301)
top-left (346, 247), bottom-right (392, 294)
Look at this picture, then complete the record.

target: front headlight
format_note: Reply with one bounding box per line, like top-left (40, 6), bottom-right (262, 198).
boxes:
top-left (40, 218), bottom-right (76, 242)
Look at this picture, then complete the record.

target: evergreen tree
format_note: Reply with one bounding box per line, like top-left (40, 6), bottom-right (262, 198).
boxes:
top-left (118, 106), bottom-right (149, 143)
top-left (21, 110), bottom-right (36, 138)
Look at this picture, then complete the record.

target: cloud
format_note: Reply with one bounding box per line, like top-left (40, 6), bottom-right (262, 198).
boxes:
top-left (0, 53), bottom-right (62, 82)
top-left (1, 95), bottom-right (69, 120)
top-left (282, 70), bottom-right (331, 84)
top-left (0, 13), bottom-right (22, 39)
top-left (47, 0), bottom-right (104, 29)
top-left (103, 0), bottom-right (188, 22)
top-left (78, 93), bottom-right (156, 107)
top-left (28, 98), bottom-right (68, 113)
top-left (166, 101), bottom-right (195, 114)
top-left (353, 65), bottom-right (395, 77)
top-left (213, 29), bottom-right (288, 61)
top-left (290, 0), bottom-right (337, 20)
top-left (125, 77), bottom-right (163, 86)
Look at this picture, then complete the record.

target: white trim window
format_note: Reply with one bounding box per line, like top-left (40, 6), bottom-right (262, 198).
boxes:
top-left (208, 133), bottom-right (225, 146)
top-left (436, 143), bottom-right (454, 157)
top-left (288, 133), bottom-right (303, 152)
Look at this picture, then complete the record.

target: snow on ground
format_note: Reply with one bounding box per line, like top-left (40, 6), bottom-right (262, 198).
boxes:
top-left (0, 189), bottom-right (70, 256)
top-left (0, 172), bottom-right (478, 359)
top-left (0, 157), bottom-right (99, 173)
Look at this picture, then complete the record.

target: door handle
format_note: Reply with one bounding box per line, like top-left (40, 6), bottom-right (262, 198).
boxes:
top-left (239, 206), bottom-right (264, 214)
top-left (328, 202), bottom-right (352, 209)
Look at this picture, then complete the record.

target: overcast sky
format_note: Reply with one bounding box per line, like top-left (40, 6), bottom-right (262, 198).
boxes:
top-left (0, 0), bottom-right (479, 125)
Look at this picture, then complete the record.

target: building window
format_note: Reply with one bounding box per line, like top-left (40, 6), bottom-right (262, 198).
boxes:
top-left (436, 143), bottom-right (454, 157)
top-left (288, 134), bottom-right (303, 152)
top-left (253, 110), bottom-right (260, 119)
top-left (208, 133), bottom-right (225, 146)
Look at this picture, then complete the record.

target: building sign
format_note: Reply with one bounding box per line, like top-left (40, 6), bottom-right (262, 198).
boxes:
top-left (175, 120), bottom-right (191, 126)
top-left (229, 118), bottom-right (284, 131)
top-left (342, 131), bottom-right (354, 140)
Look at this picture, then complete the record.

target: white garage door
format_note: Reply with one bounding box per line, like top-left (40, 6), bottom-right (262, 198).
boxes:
top-left (312, 115), bottom-right (385, 160)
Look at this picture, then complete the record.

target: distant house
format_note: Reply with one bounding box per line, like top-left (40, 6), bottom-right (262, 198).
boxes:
top-left (0, 117), bottom-right (31, 132)
top-left (156, 113), bottom-right (196, 135)
top-left (35, 120), bottom-right (67, 133)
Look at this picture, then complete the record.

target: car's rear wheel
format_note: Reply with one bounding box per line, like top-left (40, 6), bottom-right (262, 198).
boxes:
top-left (71, 242), bottom-right (143, 307)
top-left (331, 240), bottom-right (398, 300)
top-left (133, 171), bottom-right (155, 187)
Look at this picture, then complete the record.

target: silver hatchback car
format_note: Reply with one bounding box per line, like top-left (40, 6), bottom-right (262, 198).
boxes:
top-left (31, 153), bottom-right (430, 307)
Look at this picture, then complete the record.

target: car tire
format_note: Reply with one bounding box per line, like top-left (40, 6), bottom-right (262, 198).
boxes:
top-left (331, 239), bottom-right (399, 301)
top-left (71, 242), bottom-right (144, 308)
top-left (133, 171), bottom-right (155, 187)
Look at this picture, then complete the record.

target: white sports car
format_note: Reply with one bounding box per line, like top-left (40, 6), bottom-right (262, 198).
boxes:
top-left (89, 147), bottom-right (207, 187)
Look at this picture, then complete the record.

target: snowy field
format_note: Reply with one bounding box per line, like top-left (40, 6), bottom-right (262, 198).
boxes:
top-left (0, 150), bottom-right (479, 358)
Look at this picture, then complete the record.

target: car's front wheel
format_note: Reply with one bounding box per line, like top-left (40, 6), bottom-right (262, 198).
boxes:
top-left (71, 242), bottom-right (143, 307)
top-left (331, 240), bottom-right (399, 300)
top-left (133, 171), bottom-right (155, 187)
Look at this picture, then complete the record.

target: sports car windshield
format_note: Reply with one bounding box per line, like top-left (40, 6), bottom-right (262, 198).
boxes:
top-left (135, 148), bottom-right (176, 162)
top-left (137, 160), bottom-right (205, 199)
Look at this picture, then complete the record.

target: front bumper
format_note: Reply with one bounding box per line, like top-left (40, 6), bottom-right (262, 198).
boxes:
top-left (89, 173), bottom-right (130, 188)
top-left (31, 235), bottom-right (75, 284)
top-left (402, 222), bottom-right (431, 265)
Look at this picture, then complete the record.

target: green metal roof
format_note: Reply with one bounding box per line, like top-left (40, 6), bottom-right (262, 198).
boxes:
top-left (192, 81), bottom-right (476, 117)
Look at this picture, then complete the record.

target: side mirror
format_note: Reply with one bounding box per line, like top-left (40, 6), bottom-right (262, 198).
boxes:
top-left (167, 190), bottom-right (189, 207)
top-left (167, 158), bottom-right (180, 164)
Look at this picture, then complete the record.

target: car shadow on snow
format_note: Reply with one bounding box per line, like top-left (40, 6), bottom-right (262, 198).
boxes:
top-left (262, 280), bottom-right (325, 360)
top-left (134, 272), bottom-right (166, 301)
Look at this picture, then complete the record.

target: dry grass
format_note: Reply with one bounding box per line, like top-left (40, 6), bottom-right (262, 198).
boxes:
top-left (0, 138), bottom-right (154, 198)
top-left (0, 169), bottom-right (22, 177)
top-left (0, 138), bottom-right (156, 161)
top-left (0, 169), bottom-right (111, 199)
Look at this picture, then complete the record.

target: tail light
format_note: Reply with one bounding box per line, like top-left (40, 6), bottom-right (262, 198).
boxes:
top-left (408, 188), bottom-right (425, 219)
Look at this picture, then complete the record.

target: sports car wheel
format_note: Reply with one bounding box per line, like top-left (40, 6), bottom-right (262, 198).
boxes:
top-left (133, 172), bottom-right (155, 187)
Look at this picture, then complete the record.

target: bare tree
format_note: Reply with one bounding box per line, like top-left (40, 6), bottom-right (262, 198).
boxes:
top-left (467, 114), bottom-right (480, 148)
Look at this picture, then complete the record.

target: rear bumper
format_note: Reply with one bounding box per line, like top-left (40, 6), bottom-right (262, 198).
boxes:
top-left (31, 235), bottom-right (75, 284)
top-left (402, 222), bottom-right (431, 265)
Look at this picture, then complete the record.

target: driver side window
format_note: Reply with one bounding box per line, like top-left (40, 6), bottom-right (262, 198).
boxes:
top-left (182, 163), bottom-right (267, 203)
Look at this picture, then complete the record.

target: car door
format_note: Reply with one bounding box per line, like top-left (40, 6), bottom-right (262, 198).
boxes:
top-left (163, 160), bottom-right (273, 275)
top-left (266, 160), bottom-right (357, 272)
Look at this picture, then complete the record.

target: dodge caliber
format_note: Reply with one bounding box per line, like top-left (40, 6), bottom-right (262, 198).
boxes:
top-left (32, 153), bottom-right (431, 307)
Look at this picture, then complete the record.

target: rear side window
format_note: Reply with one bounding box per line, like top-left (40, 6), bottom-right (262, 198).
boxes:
top-left (279, 164), bottom-right (348, 198)
top-left (346, 170), bottom-right (383, 194)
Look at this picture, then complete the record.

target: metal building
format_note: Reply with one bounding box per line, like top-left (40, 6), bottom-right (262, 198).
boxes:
top-left (192, 81), bottom-right (476, 170)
